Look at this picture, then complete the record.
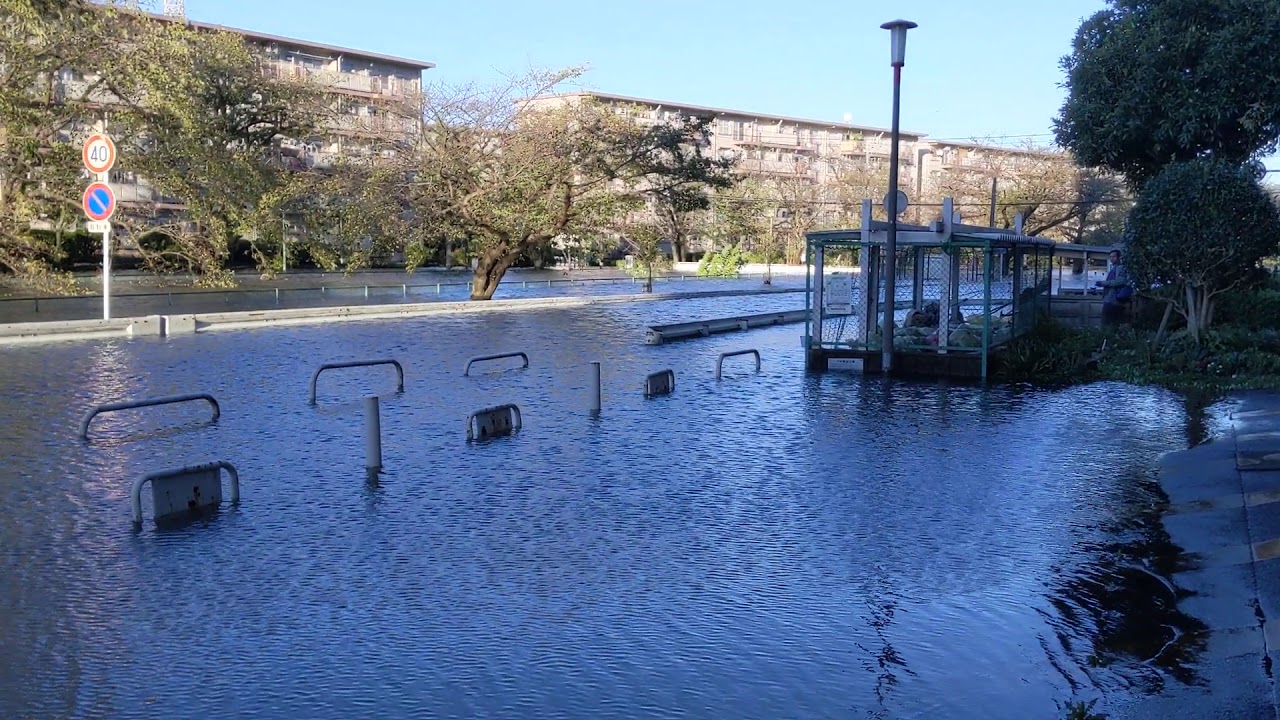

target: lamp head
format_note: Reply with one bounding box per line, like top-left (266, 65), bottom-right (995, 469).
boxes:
top-left (881, 19), bottom-right (918, 67)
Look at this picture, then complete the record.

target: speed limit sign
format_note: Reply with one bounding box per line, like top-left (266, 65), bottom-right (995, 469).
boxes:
top-left (82, 133), bottom-right (116, 175)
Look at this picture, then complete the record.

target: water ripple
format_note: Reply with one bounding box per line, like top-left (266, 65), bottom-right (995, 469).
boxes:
top-left (0, 293), bottom-right (1200, 719)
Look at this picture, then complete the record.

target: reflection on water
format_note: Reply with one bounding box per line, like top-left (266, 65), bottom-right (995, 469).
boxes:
top-left (0, 294), bottom-right (1210, 719)
top-left (1040, 472), bottom-right (1209, 696)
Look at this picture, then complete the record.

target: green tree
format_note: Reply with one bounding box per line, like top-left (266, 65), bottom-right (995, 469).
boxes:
top-left (766, 171), bottom-right (829, 265)
top-left (631, 114), bottom-right (736, 263)
top-left (0, 0), bottom-right (116, 290)
top-left (109, 21), bottom-right (325, 284)
top-left (1125, 159), bottom-right (1280, 341)
top-left (1054, 0), bottom-right (1280, 188)
top-left (619, 221), bottom-right (666, 292)
top-left (412, 71), bottom-right (733, 300)
top-left (705, 179), bottom-right (777, 281)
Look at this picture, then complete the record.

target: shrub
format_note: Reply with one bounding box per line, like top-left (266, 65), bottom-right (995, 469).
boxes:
top-left (1215, 286), bottom-right (1280, 330)
top-left (1125, 159), bottom-right (1280, 342)
top-left (696, 243), bottom-right (745, 278)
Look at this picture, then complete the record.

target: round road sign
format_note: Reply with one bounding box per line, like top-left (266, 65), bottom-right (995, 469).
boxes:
top-left (883, 189), bottom-right (909, 217)
top-left (82, 133), bottom-right (117, 174)
top-left (83, 182), bottom-right (116, 222)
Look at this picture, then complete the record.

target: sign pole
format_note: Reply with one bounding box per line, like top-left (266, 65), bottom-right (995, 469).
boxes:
top-left (82, 133), bottom-right (117, 320)
top-left (102, 226), bottom-right (111, 319)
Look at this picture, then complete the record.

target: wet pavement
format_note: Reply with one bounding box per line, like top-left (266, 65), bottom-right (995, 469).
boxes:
top-left (1136, 391), bottom-right (1280, 719)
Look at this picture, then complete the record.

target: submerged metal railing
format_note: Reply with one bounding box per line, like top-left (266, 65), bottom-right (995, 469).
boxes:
top-left (716, 350), bottom-right (762, 380)
top-left (80, 393), bottom-right (220, 440)
top-left (464, 352), bottom-right (529, 376)
top-left (309, 359), bottom-right (404, 405)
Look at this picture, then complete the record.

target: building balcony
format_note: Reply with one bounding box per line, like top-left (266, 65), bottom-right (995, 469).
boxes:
top-left (740, 134), bottom-right (801, 150)
top-left (327, 113), bottom-right (420, 135)
top-left (267, 62), bottom-right (415, 97)
top-left (54, 78), bottom-right (118, 106)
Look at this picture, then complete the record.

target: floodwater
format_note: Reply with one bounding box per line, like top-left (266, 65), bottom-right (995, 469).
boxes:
top-left (0, 292), bottom-right (1208, 719)
top-left (0, 272), bottom-right (806, 323)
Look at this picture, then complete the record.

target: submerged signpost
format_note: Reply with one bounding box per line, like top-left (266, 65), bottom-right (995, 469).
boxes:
top-left (82, 133), bottom-right (117, 320)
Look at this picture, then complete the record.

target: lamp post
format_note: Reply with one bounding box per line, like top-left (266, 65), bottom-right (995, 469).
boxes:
top-left (879, 18), bottom-right (916, 376)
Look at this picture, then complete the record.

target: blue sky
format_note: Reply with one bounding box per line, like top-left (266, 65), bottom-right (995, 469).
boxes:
top-left (191, 0), bottom-right (1280, 171)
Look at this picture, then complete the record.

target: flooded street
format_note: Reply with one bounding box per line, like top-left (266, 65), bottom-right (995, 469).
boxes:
top-left (0, 294), bottom-right (1215, 719)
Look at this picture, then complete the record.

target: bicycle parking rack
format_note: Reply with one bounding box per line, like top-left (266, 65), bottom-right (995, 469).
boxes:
top-left (464, 352), bottom-right (529, 376)
top-left (644, 370), bottom-right (676, 398)
top-left (80, 393), bottom-right (220, 440)
top-left (716, 349), bottom-right (762, 380)
top-left (467, 404), bottom-right (523, 441)
top-left (131, 460), bottom-right (240, 527)
top-left (309, 359), bottom-right (404, 405)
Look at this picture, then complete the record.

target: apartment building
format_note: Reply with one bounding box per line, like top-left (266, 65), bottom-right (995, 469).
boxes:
top-left (56, 12), bottom-right (433, 212)
top-left (529, 91), bottom-right (928, 188)
top-left (527, 91), bottom-right (1061, 236)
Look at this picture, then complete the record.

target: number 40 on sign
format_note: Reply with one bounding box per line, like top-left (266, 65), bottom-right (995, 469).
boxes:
top-left (82, 133), bottom-right (116, 175)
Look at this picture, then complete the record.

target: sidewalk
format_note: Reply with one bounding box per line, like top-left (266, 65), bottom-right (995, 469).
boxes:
top-left (1139, 390), bottom-right (1280, 719)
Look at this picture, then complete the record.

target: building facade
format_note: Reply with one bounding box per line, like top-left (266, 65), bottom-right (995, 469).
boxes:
top-left (54, 13), bottom-right (433, 214)
top-left (527, 91), bottom-right (1063, 251)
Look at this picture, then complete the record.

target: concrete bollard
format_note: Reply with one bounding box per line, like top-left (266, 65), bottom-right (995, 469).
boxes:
top-left (364, 396), bottom-right (382, 473)
top-left (589, 361), bottom-right (601, 414)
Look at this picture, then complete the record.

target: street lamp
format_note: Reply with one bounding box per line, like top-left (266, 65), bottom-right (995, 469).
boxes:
top-left (879, 18), bottom-right (916, 376)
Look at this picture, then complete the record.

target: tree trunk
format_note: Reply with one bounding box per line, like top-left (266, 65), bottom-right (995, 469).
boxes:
top-left (1184, 283), bottom-right (1204, 343)
top-left (470, 250), bottom-right (516, 300)
top-left (644, 262), bottom-right (654, 293)
top-left (1154, 301), bottom-right (1174, 347)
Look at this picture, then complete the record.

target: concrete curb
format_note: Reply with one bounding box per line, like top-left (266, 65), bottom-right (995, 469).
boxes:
top-left (0, 287), bottom-right (805, 346)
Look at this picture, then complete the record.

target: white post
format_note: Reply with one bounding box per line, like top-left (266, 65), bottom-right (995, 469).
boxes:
top-left (364, 396), bottom-right (382, 472)
top-left (102, 228), bottom-right (111, 320)
top-left (589, 361), bottom-right (601, 414)
top-left (939, 197), bottom-right (955, 354)
top-left (281, 211), bottom-right (288, 273)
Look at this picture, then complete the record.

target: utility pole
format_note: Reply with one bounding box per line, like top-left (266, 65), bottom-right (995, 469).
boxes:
top-left (988, 176), bottom-right (998, 227)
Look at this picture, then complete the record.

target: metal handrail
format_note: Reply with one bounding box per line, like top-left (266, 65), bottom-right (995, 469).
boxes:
top-left (716, 349), bottom-right (762, 380)
top-left (464, 351), bottom-right (529, 376)
top-left (466, 403), bottom-right (523, 442)
top-left (1, 272), bottom-right (771, 305)
top-left (644, 369), bottom-right (676, 398)
top-left (131, 460), bottom-right (239, 526)
top-left (80, 392), bottom-right (220, 440)
top-left (309, 359), bottom-right (404, 405)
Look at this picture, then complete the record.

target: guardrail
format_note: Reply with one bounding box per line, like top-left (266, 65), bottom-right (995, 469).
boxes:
top-left (132, 460), bottom-right (239, 526)
top-left (467, 403), bottom-right (523, 441)
top-left (464, 351), bottom-right (529, 376)
top-left (716, 349), bottom-right (761, 380)
top-left (80, 392), bottom-right (220, 440)
top-left (644, 370), bottom-right (676, 398)
top-left (309, 359), bottom-right (404, 405)
top-left (646, 309), bottom-right (808, 345)
top-left (1, 273), bottom-right (792, 316)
